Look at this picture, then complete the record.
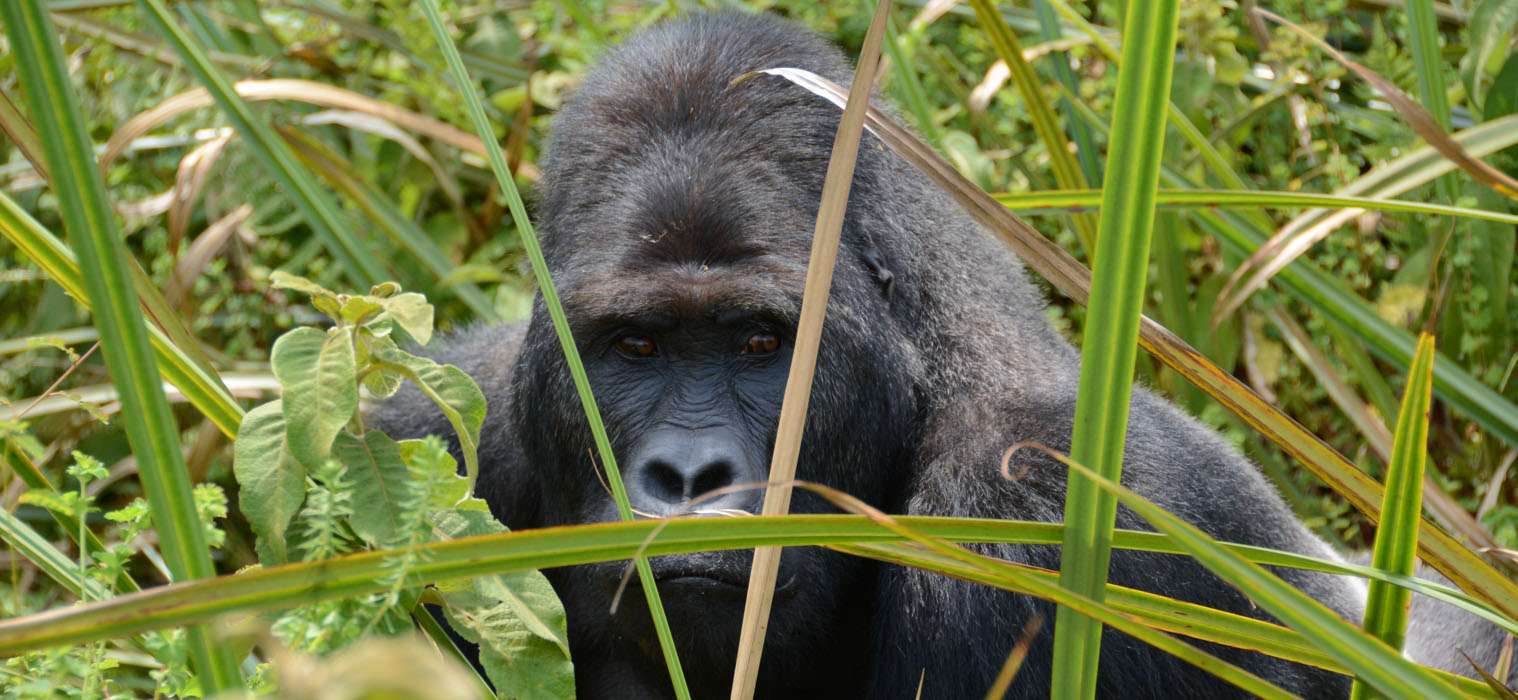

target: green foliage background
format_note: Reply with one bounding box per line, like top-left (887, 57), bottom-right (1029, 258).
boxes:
top-left (0, 0), bottom-right (1515, 697)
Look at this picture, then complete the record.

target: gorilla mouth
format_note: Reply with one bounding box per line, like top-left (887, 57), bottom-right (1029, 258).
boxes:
top-left (645, 556), bottom-right (797, 595)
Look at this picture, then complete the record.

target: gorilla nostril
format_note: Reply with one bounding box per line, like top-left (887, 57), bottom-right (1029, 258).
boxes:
top-left (690, 461), bottom-right (736, 501)
top-left (647, 461), bottom-right (687, 503)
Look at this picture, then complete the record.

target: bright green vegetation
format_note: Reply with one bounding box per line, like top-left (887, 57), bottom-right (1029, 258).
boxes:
top-left (0, 0), bottom-right (1514, 697)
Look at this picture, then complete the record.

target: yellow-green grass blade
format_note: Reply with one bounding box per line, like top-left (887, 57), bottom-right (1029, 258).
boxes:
top-left (278, 127), bottom-right (501, 322)
top-left (0, 0), bottom-right (242, 690)
top-left (0, 192), bottom-right (245, 439)
top-left (995, 189), bottom-right (1518, 226)
top-left (410, 1), bottom-right (687, 696)
top-left (759, 65), bottom-right (1518, 623)
top-left (838, 542), bottom-right (1499, 699)
top-left (134, 0), bottom-right (387, 288)
top-left (4, 513), bottom-right (1507, 692)
top-left (1039, 448), bottom-right (1466, 699)
top-left (1050, 3), bottom-right (1181, 698)
top-left (0, 498), bottom-right (115, 602)
top-left (1350, 333), bottom-right (1438, 700)
top-left (969, 0), bottom-right (1098, 257)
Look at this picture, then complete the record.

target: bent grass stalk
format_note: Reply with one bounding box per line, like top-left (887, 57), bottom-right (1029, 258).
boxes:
top-left (412, 1), bottom-right (689, 697)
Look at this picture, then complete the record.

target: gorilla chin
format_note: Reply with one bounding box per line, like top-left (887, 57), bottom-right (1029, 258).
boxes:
top-left (375, 10), bottom-right (1517, 699)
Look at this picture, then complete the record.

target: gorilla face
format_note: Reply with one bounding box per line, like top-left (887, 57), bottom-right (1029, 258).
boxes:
top-left (514, 237), bottom-right (916, 691)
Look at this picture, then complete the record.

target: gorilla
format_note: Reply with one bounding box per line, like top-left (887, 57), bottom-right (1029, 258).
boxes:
top-left (375, 11), bottom-right (1513, 699)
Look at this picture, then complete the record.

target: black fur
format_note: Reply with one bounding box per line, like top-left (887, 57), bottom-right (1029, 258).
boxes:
top-left (374, 12), bottom-right (1512, 698)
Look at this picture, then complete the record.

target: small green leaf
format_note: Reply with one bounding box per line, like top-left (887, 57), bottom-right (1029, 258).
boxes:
top-left (368, 281), bottom-right (402, 298)
top-left (434, 509), bottom-right (574, 700)
top-left (232, 401), bottom-right (307, 566)
top-left (399, 437), bottom-right (477, 511)
top-left (331, 430), bottom-right (411, 546)
top-left (338, 295), bottom-right (385, 326)
top-left (382, 292), bottom-right (435, 346)
top-left (273, 327), bottom-right (359, 468)
top-left (271, 271), bottom-right (336, 301)
top-left (1484, 54), bottom-right (1518, 121)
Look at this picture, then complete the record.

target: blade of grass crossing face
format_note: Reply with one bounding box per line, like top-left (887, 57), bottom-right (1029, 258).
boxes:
top-left (134, 0), bottom-right (386, 288)
top-left (0, 0), bottom-right (242, 691)
top-left (732, 4), bottom-right (893, 697)
top-left (1350, 333), bottom-right (1438, 700)
top-left (1050, 3), bottom-right (1181, 698)
top-left (969, 0), bottom-right (1098, 258)
top-left (409, 2), bottom-right (689, 697)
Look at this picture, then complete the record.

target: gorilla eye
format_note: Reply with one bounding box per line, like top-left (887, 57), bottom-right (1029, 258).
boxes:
top-left (614, 335), bottom-right (659, 358)
top-left (742, 333), bottom-right (780, 355)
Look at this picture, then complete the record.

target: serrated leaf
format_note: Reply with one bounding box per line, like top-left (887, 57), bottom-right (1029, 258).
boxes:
top-left (382, 292), bottom-right (434, 346)
top-left (273, 327), bottom-right (359, 469)
top-left (372, 347), bottom-right (485, 485)
top-left (399, 437), bottom-right (476, 510)
top-left (233, 401), bottom-right (307, 565)
top-left (331, 430), bottom-right (411, 545)
top-left (433, 508), bottom-right (574, 700)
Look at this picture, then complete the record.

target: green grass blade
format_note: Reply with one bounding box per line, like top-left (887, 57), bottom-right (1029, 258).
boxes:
top-left (410, 2), bottom-right (688, 696)
top-left (0, 192), bottom-right (246, 438)
top-left (0, 501), bottom-right (114, 601)
top-left (1404, 0), bottom-right (1463, 209)
top-left (1, 514), bottom-right (1510, 673)
top-left (995, 188), bottom-right (1518, 225)
top-left (969, 0), bottom-right (1099, 257)
top-left (1350, 333), bottom-right (1438, 700)
top-left (134, 0), bottom-right (387, 288)
top-left (1050, 3), bottom-right (1181, 697)
top-left (2, 443), bottom-right (139, 593)
top-left (0, 0), bottom-right (242, 690)
top-left (1032, 0), bottom-right (1102, 186)
top-left (1040, 447), bottom-right (1466, 699)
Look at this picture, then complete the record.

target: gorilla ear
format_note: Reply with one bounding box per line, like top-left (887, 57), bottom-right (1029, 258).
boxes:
top-left (860, 244), bottom-right (896, 298)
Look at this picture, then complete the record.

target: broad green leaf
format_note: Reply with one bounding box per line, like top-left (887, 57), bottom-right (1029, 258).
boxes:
top-left (1351, 333), bottom-right (1437, 700)
top-left (273, 327), bottom-right (359, 468)
top-left (232, 401), bottom-right (306, 566)
top-left (1465, 0), bottom-right (1518, 109)
top-left (382, 292), bottom-right (435, 346)
top-left (331, 430), bottom-right (412, 546)
top-left (371, 346), bottom-right (484, 485)
top-left (434, 509), bottom-right (575, 700)
top-left (1485, 54), bottom-right (1518, 121)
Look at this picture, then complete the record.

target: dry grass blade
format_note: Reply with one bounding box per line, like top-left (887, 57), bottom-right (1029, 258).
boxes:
top-left (1253, 10), bottom-right (1518, 199)
top-left (301, 109), bottom-right (465, 210)
top-left (165, 204), bottom-right (254, 308)
top-left (167, 134), bottom-right (232, 255)
top-left (100, 79), bottom-right (488, 171)
top-left (756, 66), bottom-right (1518, 621)
top-left (730, 3), bottom-right (892, 697)
top-left (985, 616), bottom-right (1044, 700)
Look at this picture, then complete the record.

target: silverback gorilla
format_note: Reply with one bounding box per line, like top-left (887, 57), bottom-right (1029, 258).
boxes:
top-left (375, 11), bottom-right (1513, 699)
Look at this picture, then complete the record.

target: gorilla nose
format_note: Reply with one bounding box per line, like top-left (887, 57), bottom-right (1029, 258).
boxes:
top-left (627, 430), bottom-right (759, 516)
